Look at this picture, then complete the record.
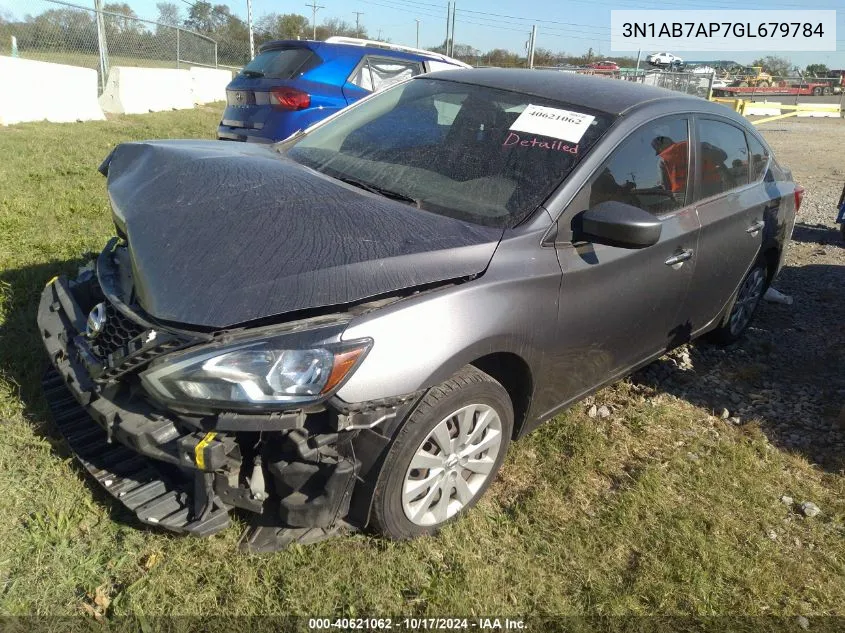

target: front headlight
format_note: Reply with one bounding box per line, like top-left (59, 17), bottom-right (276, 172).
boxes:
top-left (140, 333), bottom-right (371, 409)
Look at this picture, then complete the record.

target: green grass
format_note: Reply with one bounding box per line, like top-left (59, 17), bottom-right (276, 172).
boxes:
top-left (1, 108), bottom-right (844, 623)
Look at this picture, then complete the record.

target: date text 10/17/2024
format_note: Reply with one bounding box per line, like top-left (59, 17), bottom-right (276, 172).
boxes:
top-left (308, 617), bottom-right (527, 630)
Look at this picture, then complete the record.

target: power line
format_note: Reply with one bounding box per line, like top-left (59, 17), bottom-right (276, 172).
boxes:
top-left (455, 11), bottom-right (611, 36)
top-left (458, 8), bottom-right (610, 31)
top-left (359, 0), bottom-right (445, 21)
top-left (362, 0), bottom-right (610, 36)
top-left (456, 17), bottom-right (608, 42)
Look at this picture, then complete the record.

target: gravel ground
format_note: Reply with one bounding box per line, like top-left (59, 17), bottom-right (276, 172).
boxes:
top-left (636, 117), bottom-right (845, 473)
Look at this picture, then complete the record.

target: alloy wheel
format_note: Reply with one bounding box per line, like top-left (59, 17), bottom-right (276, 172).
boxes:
top-left (729, 267), bottom-right (766, 336)
top-left (401, 403), bottom-right (503, 526)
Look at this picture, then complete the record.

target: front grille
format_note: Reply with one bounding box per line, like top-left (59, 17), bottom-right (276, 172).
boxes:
top-left (91, 301), bottom-right (145, 360)
top-left (97, 338), bottom-right (187, 382)
top-left (89, 299), bottom-right (192, 382)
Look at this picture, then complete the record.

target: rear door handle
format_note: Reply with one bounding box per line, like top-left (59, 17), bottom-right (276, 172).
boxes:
top-left (746, 220), bottom-right (765, 234)
top-left (664, 249), bottom-right (693, 266)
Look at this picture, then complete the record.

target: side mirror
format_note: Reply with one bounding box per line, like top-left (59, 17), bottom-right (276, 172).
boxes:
top-left (574, 201), bottom-right (662, 249)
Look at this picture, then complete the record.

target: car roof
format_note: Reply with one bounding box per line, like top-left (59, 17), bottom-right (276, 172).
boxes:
top-left (258, 39), bottom-right (465, 66)
top-left (421, 68), bottom-right (715, 116)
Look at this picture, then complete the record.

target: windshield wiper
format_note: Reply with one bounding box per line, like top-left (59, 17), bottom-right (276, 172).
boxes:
top-left (241, 70), bottom-right (264, 77)
top-left (334, 175), bottom-right (420, 206)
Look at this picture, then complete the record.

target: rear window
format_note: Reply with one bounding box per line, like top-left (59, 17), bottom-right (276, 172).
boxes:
top-left (282, 78), bottom-right (613, 228)
top-left (241, 48), bottom-right (320, 79)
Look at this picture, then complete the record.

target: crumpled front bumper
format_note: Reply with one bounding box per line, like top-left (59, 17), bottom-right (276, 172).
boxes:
top-left (38, 275), bottom-right (235, 537)
top-left (37, 267), bottom-right (422, 551)
top-left (41, 367), bottom-right (232, 536)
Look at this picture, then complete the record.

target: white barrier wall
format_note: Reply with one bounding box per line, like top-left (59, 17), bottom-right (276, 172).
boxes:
top-left (0, 56), bottom-right (105, 125)
top-left (99, 67), bottom-right (195, 114)
top-left (797, 108), bottom-right (841, 118)
top-left (190, 67), bottom-right (232, 105)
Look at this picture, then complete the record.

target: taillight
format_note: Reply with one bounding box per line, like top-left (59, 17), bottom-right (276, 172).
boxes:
top-left (269, 87), bottom-right (311, 110)
top-left (793, 185), bottom-right (805, 213)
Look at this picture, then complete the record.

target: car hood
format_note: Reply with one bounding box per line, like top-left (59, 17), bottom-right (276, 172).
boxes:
top-left (101, 140), bottom-right (503, 329)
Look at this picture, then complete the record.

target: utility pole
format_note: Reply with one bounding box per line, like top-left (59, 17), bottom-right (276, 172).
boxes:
top-left (353, 11), bottom-right (364, 38)
top-left (449, 2), bottom-right (456, 56)
top-left (527, 24), bottom-right (536, 69)
top-left (305, 1), bottom-right (324, 40)
top-left (415, 19), bottom-right (420, 48)
top-left (377, 28), bottom-right (383, 40)
top-left (246, 0), bottom-right (255, 59)
top-left (445, 2), bottom-right (451, 54)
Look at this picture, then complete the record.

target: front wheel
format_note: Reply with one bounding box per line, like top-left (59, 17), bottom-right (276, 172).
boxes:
top-left (370, 366), bottom-right (513, 540)
top-left (707, 260), bottom-right (768, 344)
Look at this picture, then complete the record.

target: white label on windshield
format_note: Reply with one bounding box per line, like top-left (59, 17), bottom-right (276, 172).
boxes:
top-left (509, 105), bottom-right (595, 143)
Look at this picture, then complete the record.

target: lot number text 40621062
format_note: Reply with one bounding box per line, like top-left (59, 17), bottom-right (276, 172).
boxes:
top-left (308, 617), bottom-right (527, 630)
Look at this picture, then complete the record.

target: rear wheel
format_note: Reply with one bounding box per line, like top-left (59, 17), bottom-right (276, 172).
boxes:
top-left (370, 366), bottom-right (513, 540)
top-left (757, 80), bottom-right (769, 88)
top-left (707, 260), bottom-right (768, 344)
top-left (813, 86), bottom-right (823, 96)
top-left (823, 86), bottom-right (832, 96)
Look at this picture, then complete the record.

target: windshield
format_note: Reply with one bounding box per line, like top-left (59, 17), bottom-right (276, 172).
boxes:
top-left (281, 78), bottom-right (613, 227)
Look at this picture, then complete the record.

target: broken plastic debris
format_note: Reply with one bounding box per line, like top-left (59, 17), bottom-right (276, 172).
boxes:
top-left (764, 287), bottom-right (793, 305)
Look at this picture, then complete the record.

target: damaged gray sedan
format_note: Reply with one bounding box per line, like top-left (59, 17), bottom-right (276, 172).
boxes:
top-left (38, 69), bottom-right (800, 551)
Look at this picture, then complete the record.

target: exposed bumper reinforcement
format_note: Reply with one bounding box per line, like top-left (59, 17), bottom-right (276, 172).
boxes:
top-left (43, 367), bottom-right (360, 551)
top-left (42, 368), bottom-right (231, 537)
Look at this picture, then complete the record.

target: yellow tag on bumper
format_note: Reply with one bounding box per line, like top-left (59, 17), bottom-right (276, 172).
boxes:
top-left (194, 432), bottom-right (218, 470)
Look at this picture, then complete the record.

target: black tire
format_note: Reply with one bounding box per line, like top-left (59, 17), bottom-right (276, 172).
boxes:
top-left (370, 365), bottom-right (513, 540)
top-left (757, 80), bottom-right (769, 88)
top-left (706, 259), bottom-right (769, 345)
top-left (823, 86), bottom-right (832, 96)
top-left (840, 223), bottom-right (845, 241)
top-left (813, 86), bottom-right (823, 96)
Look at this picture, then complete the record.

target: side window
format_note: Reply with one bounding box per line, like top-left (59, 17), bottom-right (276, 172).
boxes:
top-left (586, 117), bottom-right (689, 215)
top-left (746, 131), bottom-right (770, 181)
top-left (349, 56), bottom-right (423, 93)
top-left (697, 119), bottom-right (750, 199)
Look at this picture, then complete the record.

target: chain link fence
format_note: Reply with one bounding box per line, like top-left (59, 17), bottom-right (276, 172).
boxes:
top-left (534, 66), bottom-right (716, 99)
top-left (636, 70), bottom-right (714, 98)
top-left (0, 0), bottom-right (221, 93)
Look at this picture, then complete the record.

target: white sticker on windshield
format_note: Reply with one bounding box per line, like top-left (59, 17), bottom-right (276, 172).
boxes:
top-left (509, 105), bottom-right (595, 143)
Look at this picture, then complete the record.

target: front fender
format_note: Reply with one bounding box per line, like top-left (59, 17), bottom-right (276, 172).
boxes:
top-left (335, 231), bottom-right (561, 404)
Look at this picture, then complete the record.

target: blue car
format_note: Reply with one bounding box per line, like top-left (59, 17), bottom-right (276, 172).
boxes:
top-left (217, 36), bottom-right (469, 143)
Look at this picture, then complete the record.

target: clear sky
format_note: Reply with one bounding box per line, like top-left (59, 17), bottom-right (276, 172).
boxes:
top-left (3, 0), bottom-right (843, 67)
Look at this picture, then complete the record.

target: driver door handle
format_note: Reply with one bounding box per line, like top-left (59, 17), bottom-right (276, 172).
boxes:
top-left (746, 220), bottom-right (765, 234)
top-left (664, 249), bottom-right (693, 266)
